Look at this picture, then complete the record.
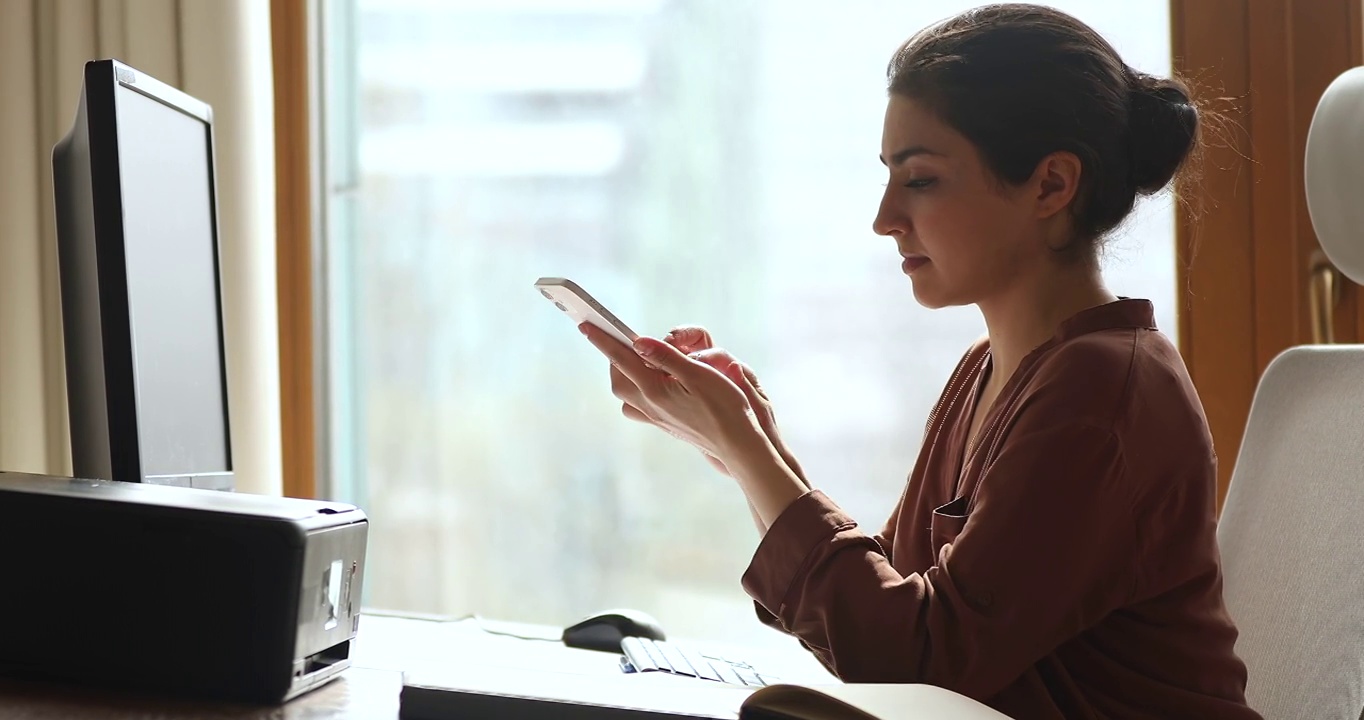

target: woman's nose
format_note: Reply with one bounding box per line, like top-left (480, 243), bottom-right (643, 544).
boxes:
top-left (872, 191), bottom-right (904, 237)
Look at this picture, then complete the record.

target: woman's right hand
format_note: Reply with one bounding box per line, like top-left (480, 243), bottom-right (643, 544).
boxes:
top-left (657, 325), bottom-right (810, 490)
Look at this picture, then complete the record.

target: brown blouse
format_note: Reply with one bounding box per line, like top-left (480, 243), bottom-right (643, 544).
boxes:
top-left (742, 299), bottom-right (1261, 719)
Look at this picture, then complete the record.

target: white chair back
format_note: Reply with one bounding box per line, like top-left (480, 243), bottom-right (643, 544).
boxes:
top-left (1217, 66), bottom-right (1364, 720)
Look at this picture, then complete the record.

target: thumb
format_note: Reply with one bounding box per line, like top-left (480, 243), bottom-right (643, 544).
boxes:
top-left (664, 325), bottom-right (713, 353)
top-left (632, 337), bottom-right (707, 381)
top-left (738, 362), bottom-right (770, 402)
top-left (721, 360), bottom-right (747, 387)
top-left (725, 361), bottom-right (767, 417)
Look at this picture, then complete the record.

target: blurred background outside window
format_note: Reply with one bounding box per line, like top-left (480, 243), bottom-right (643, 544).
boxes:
top-left (318, 0), bottom-right (1176, 648)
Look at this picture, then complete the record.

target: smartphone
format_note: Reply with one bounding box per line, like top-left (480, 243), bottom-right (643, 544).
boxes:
top-left (534, 277), bottom-right (639, 347)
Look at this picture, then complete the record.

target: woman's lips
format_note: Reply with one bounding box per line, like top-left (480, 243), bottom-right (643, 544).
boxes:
top-left (901, 254), bottom-right (930, 273)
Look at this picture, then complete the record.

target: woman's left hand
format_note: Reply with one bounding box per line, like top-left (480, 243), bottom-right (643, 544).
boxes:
top-left (578, 322), bottom-right (767, 463)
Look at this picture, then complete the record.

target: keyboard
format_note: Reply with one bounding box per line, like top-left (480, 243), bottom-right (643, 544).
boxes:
top-left (619, 636), bottom-right (779, 687)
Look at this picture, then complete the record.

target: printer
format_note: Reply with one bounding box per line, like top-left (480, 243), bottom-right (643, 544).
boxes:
top-left (0, 472), bottom-right (368, 703)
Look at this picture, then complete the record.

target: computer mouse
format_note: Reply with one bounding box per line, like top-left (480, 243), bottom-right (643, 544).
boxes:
top-left (561, 608), bottom-right (667, 653)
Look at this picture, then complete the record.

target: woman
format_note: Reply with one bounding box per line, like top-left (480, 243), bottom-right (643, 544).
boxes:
top-left (579, 4), bottom-right (1260, 718)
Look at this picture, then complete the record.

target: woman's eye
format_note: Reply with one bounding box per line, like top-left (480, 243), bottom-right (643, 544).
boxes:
top-left (903, 178), bottom-right (937, 189)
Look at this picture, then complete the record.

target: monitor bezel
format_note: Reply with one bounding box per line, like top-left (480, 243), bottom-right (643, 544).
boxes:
top-left (83, 58), bottom-right (235, 488)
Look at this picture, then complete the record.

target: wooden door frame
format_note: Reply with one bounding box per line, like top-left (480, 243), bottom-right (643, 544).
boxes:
top-left (271, 0), bottom-right (316, 499)
top-left (1173, 0), bottom-right (1363, 504)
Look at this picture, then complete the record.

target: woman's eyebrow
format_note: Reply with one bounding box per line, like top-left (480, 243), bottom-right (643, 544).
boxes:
top-left (879, 145), bottom-right (942, 167)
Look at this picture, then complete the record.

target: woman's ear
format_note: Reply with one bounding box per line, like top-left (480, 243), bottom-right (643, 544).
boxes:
top-left (1031, 151), bottom-right (1082, 219)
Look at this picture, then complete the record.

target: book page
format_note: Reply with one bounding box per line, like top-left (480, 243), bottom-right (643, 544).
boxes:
top-left (742, 683), bottom-right (1012, 720)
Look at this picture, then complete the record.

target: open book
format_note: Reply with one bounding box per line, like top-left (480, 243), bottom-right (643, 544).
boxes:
top-left (399, 663), bottom-right (1011, 720)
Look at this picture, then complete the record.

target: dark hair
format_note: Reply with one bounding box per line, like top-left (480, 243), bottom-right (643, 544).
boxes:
top-left (888, 4), bottom-right (1199, 250)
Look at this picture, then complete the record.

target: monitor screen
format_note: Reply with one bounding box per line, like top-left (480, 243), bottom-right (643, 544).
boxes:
top-left (113, 85), bottom-right (229, 478)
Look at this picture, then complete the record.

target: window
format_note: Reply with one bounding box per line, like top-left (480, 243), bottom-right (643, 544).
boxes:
top-left (318, 0), bottom-right (1175, 647)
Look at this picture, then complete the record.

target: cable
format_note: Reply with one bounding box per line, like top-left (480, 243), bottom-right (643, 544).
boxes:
top-left (363, 609), bottom-right (567, 643)
top-left (449, 613), bottom-right (565, 643)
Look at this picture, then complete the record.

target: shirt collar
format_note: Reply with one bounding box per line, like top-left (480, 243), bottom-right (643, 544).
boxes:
top-left (1052, 298), bottom-right (1157, 343)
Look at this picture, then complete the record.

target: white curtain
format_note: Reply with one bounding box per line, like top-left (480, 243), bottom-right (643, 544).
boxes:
top-left (0, 0), bottom-right (282, 496)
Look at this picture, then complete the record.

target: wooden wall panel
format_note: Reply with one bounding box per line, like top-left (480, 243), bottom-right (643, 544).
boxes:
top-left (1173, 0), bottom-right (1258, 504)
top-left (1174, 0), bottom-right (1363, 504)
top-left (1247, 0), bottom-right (1297, 374)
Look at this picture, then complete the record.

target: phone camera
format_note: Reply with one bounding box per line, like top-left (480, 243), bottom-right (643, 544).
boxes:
top-left (539, 289), bottom-right (553, 299)
top-left (554, 302), bottom-right (567, 311)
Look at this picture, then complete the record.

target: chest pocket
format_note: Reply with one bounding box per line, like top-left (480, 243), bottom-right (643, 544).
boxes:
top-left (930, 495), bottom-right (970, 559)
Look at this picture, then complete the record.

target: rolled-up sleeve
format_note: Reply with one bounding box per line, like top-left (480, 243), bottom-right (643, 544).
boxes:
top-left (741, 422), bottom-right (1140, 700)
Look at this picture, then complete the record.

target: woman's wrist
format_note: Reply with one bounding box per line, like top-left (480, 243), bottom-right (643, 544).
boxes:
top-left (721, 425), bottom-right (809, 529)
top-left (771, 440), bottom-right (810, 489)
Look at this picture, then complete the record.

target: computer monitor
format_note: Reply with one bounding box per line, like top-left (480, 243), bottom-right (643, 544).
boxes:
top-left (52, 59), bottom-right (234, 491)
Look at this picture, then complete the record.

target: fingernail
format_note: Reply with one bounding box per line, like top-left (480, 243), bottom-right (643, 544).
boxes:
top-left (633, 339), bottom-right (655, 357)
top-left (578, 324), bottom-right (590, 335)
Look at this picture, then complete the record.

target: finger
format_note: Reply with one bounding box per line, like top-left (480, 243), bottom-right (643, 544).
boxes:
top-left (725, 362), bottom-right (768, 419)
top-left (632, 336), bottom-right (717, 390)
top-left (664, 325), bottom-right (714, 354)
top-left (621, 403), bottom-right (652, 424)
top-left (686, 347), bottom-right (739, 372)
top-left (738, 362), bottom-right (771, 401)
top-left (581, 322), bottom-right (661, 391)
top-left (610, 364), bottom-right (640, 403)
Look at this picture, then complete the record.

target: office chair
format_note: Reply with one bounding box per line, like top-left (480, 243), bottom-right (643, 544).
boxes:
top-left (1216, 65), bottom-right (1364, 720)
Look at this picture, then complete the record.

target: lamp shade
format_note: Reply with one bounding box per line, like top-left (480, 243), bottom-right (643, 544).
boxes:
top-left (1305, 66), bottom-right (1364, 285)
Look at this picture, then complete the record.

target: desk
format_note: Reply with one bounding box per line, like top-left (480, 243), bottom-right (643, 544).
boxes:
top-left (0, 614), bottom-right (833, 719)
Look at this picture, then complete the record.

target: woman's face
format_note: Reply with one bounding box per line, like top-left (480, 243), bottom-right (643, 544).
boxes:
top-left (873, 94), bottom-right (1047, 309)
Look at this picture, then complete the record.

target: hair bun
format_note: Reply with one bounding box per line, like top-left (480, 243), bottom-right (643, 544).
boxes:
top-left (1127, 71), bottom-right (1199, 195)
